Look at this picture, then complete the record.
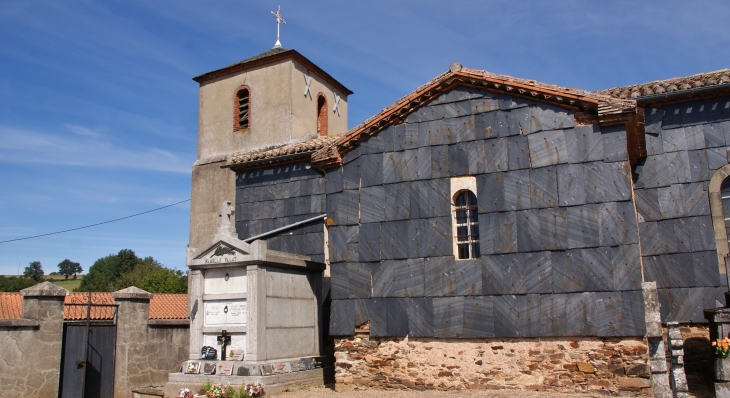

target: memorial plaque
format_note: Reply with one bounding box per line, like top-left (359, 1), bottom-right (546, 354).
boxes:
top-left (203, 363), bottom-right (217, 375)
top-left (204, 302), bottom-right (225, 325)
top-left (229, 349), bottom-right (244, 361)
top-left (272, 363), bottom-right (285, 374)
top-left (217, 362), bottom-right (234, 376)
top-left (284, 363), bottom-right (292, 373)
top-left (236, 367), bottom-right (250, 376)
top-left (184, 362), bottom-right (200, 374)
top-left (261, 364), bottom-right (273, 376)
top-left (302, 358), bottom-right (314, 370)
top-left (204, 300), bottom-right (246, 326)
top-left (227, 301), bottom-right (247, 324)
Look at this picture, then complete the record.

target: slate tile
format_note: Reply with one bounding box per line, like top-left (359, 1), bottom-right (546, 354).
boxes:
top-left (422, 217), bottom-right (454, 258)
top-left (472, 97), bottom-right (500, 114)
top-left (481, 254), bottom-right (507, 295)
top-left (658, 218), bottom-right (691, 253)
top-left (474, 111), bottom-right (498, 140)
top-left (634, 188), bottom-right (661, 221)
top-left (403, 149), bottom-right (418, 182)
top-left (431, 145), bottom-right (450, 178)
top-left (454, 115), bottom-right (477, 142)
top-left (684, 182), bottom-right (710, 217)
top-left (449, 143), bottom-right (470, 176)
top-left (685, 125), bottom-right (705, 150)
top-left (406, 219), bottom-right (425, 259)
top-left (341, 159), bottom-right (361, 191)
top-left (348, 263), bottom-right (373, 299)
top-left (498, 109), bottom-right (524, 137)
top-left (658, 288), bottom-right (692, 323)
top-left (516, 210), bottom-right (541, 252)
top-left (539, 207), bottom-right (568, 250)
top-left (662, 127), bottom-right (688, 152)
top-left (330, 262), bottom-right (349, 299)
top-left (393, 124), bottom-right (405, 152)
top-left (643, 255), bottom-right (669, 288)
top-left (530, 166), bottom-right (559, 209)
top-left (602, 126), bottom-right (629, 162)
top-left (703, 122), bottom-right (726, 148)
top-left (504, 169), bottom-right (531, 210)
top-left (620, 290), bottom-right (646, 336)
top-left (381, 221), bottom-right (409, 260)
top-left (690, 215), bottom-right (716, 252)
top-left (566, 292), bottom-right (598, 336)
top-left (693, 251), bottom-right (721, 287)
top-left (339, 189), bottom-right (360, 226)
top-left (384, 183), bottom-right (410, 221)
top-left (381, 125), bottom-right (395, 153)
top-left (326, 167), bottom-right (343, 194)
top-left (657, 184), bottom-right (685, 220)
top-left (645, 107), bottom-right (665, 134)
top-left (529, 103), bottom-right (574, 133)
top-left (484, 138), bottom-right (509, 173)
top-left (479, 211), bottom-right (517, 254)
top-left (392, 258), bottom-right (425, 297)
top-left (406, 298), bottom-right (433, 337)
top-left (688, 287), bottom-right (712, 323)
top-left (665, 253), bottom-right (696, 288)
top-left (617, 200), bottom-right (640, 245)
top-left (477, 173), bottom-right (505, 213)
top-left (540, 294), bottom-right (568, 337)
top-left (528, 129), bottom-right (568, 167)
top-left (688, 149), bottom-right (712, 182)
top-left (594, 292), bottom-right (623, 337)
top-left (329, 300), bottom-right (355, 336)
top-left (519, 294), bottom-right (542, 337)
top-left (417, 146), bottom-right (433, 180)
top-left (409, 180), bottom-right (430, 220)
top-left (404, 123), bottom-right (419, 150)
top-left (567, 204), bottom-right (600, 249)
top-left (386, 298), bottom-right (409, 336)
top-left (353, 299), bottom-right (373, 327)
top-left (708, 147), bottom-right (727, 171)
top-left (494, 295), bottom-right (519, 337)
top-left (468, 140), bottom-right (486, 175)
top-left (582, 247), bottom-right (614, 292)
top-left (645, 133), bottom-right (664, 156)
top-left (429, 179), bottom-right (452, 218)
top-left (507, 135), bottom-right (531, 170)
top-left (660, 151), bottom-right (692, 185)
top-left (638, 222), bottom-right (663, 256)
top-left (417, 120), bottom-right (438, 147)
top-left (552, 250), bottom-right (585, 293)
top-left (557, 163), bottom-right (586, 206)
top-left (453, 259), bottom-right (483, 296)
top-left (358, 223), bottom-right (381, 262)
top-left (424, 256), bottom-right (456, 297)
top-left (311, 194), bottom-right (324, 213)
top-left (434, 296), bottom-right (464, 338)
top-left (361, 133), bottom-right (384, 155)
top-left (360, 186), bottom-right (386, 224)
top-left (585, 161), bottom-right (633, 203)
top-left (327, 226), bottom-right (348, 263)
top-left (519, 251), bottom-right (553, 294)
top-left (598, 202), bottom-right (627, 247)
top-left (463, 296), bottom-right (495, 338)
top-left (346, 243), bottom-right (359, 262)
top-left (370, 298), bottom-right (388, 337)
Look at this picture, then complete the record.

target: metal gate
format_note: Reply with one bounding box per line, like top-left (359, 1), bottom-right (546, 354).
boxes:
top-left (59, 299), bottom-right (117, 398)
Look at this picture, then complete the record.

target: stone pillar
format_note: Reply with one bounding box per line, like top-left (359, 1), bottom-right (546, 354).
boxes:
top-left (112, 286), bottom-right (152, 398)
top-left (246, 263), bottom-right (267, 362)
top-left (188, 269), bottom-right (204, 360)
top-left (0, 282), bottom-right (68, 398)
top-left (643, 282), bottom-right (671, 398)
top-left (705, 295), bottom-right (730, 398)
top-left (667, 322), bottom-right (689, 398)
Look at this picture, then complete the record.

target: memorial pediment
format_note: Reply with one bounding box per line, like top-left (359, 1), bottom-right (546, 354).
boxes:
top-left (190, 236), bottom-right (253, 267)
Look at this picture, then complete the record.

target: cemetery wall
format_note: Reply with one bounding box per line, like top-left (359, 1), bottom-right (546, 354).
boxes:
top-left (235, 160), bottom-right (326, 263)
top-left (633, 95), bottom-right (730, 322)
top-left (327, 87), bottom-right (647, 339)
top-left (333, 336), bottom-right (652, 395)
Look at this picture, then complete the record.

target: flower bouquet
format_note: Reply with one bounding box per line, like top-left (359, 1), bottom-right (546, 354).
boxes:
top-left (243, 382), bottom-right (264, 398)
top-left (179, 388), bottom-right (194, 398)
top-left (713, 337), bottom-right (730, 358)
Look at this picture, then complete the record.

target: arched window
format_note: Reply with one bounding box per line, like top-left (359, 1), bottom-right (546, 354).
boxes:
top-left (235, 87), bottom-right (250, 132)
top-left (722, 178), bottom-right (730, 250)
top-left (454, 190), bottom-right (480, 259)
top-left (317, 94), bottom-right (328, 136)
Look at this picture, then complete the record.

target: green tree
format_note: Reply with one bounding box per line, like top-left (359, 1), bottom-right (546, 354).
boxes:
top-left (78, 249), bottom-right (140, 292)
top-left (23, 261), bottom-right (44, 282)
top-left (57, 259), bottom-right (82, 280)
top-left (77, 249), bottom-right (187, 293)
top-left (0, 276), bottom-right (38, 292)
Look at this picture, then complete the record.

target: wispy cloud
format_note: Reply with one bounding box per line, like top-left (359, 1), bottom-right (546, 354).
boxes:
top-left (0, 125), bottom-right (192, 173)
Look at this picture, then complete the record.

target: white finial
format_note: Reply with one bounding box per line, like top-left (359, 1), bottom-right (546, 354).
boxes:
top-left (270, 6), bottom-right (286, 48)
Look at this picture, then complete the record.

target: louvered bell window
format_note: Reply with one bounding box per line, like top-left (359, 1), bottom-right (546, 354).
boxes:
top-left (237, 88), bottom-right (249, 130)
top-left (454, 190), bottom-right (480, 259)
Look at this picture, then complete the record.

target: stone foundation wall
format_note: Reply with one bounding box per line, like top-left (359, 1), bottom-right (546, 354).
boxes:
top-left (334, 336), bottom-right (653, 395)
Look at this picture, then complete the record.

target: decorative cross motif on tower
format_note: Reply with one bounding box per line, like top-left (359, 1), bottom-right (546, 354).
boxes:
top-left (333, 93), bottom-right (341, 116)
top-left (303, 74), bottom-right (312, 98)
top-left (270, 6), bottom-right (286, 48)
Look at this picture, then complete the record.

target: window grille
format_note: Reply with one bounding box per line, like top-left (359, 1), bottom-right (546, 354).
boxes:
top-left (237, 88), bottom-right (249, 130)
top-left (722, 178), bottom-right (730, 247)
top-left (454, 190), bottom-right (480, 259)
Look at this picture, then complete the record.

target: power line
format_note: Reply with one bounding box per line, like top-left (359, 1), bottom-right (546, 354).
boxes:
top-left (0, 199), bottom-right (190, 244)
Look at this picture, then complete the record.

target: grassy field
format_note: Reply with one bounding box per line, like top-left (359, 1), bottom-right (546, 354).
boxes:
top-left (50, 279), bottom-right (82, 291)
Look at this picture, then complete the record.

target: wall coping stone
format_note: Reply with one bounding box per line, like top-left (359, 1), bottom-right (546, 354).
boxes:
top-left (0, 318), bottom-right (40, 327)
top-left (148, 319), bottom-right (189, 327)
top-left (19, 281), bottom-right (69, 297)
top-left (112, 286), bottom-right (153, 300)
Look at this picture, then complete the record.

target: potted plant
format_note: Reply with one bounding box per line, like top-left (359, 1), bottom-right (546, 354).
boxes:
top-left (713, 337), bottom-right (730, 381)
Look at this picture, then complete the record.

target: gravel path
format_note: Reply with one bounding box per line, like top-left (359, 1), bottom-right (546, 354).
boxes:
top-left (271, 385), bottom-right (606, 398)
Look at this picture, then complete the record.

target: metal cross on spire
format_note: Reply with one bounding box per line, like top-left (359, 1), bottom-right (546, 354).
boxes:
top-left (271, 6), bottom-right (286, 48)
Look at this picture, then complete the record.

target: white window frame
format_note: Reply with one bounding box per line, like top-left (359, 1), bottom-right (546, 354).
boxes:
top-left (450, 176), bottom-right (479, 260)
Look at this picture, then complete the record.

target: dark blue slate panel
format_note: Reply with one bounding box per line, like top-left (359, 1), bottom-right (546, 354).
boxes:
top-left (311, 194), bottom-right (324, 213)
top-left (477, 173), bottom-right (505, 213)
top-left (479, 211), bottom-right (517, 254)
top-left (346, 243), bottom-right (359, 262)
top-left (688, 149), bottom-right (713, 182)
top-left (540, 294), bottom-right (568, 337)
top-left (567, 204), bottom-right (600, 249)
top-left (612, 244), bottom-right (643, 291)
top-left (326, 167), bottom-right (343, 194)
top-left (370, 298), bottom-right (388, 337)
top-left (657, 288), bottom-right (692, 323)
top-left (329, 300), bottom-right (355, 336)
top-left (481, 255), bottom-right (506, 295)
top-left (348, 263), bottom-right (372, 299)
top-left (638, 222), bottom-right (664, 256)
top-left (570, 124), bottom-right (604, 162)
top-left (468, 140), bottom-right (486, 175)
top-left (406, 297), bottom-right (433, 337)
top-left (360, 153), bottom-right (383, 188)
top-left (474, 110), bottom-right (498, 140)
top-left (620, 290), bottom-right (646, 336)
top-left (661, 103), bottom-right (683, 129)
top-left (409, 180), bottom-right (431, 219)
top-left (585, 161), bottom-right (633, 203)
top-left (417, 120), bottom-right (437, 147)
top-left (339, 189), bottom-right (360, 226)
top-left (406, 219), bottom-right (424, 259)
top-left (449, 143), bottom-right (470, 176)
top-left (382, 152), bottom-right (400, 184)
top-left (381, 221), bottom-right (409, 260)
top-left (330, 262), bottom-right (349, 299)
top-left (471, 97), bottom-right (499, 114)
top-left (539, 207), bottom-right (568, 251)
top-left (529, 103), bottom-right (574, 133)
top-left (703, 122), bottom-right (726, 148)
top-left (494, 295), bottom-right (519, 337)
top-left (520, 294), bottom-right (542, 337)
top-left (690, 215), bottom-right (716, 252)
top-left (662, 127), bottom-right (688, 152)
top-left (530, 166), bottom-right (559, 209)
top-left (353, 299), bottom-right (373, 327)
top-left (692, 251), bottom-right (721, 287)
top-left (424, 256), bottom-right (456, 296)
top-left (557, 163), bottom-right (586, 206)
top-left (453, 259), bottom-right (483, 296)
top-left (372, 260), bottom-right (393, 298)
top-left (516, 210), bottom-right (541, 252)
top-left (685, 125), bottom-right (706, 150)
top-left (527, 129), bottom-right (568, 168)
top-left (483, 137), bottom-right (509, 173)
top-left (645, 133), bottom-right (664, 156)
top-left (392, 258), bottom-right (425, 297)
top-left (552, 250), bottom-right (585, 293)
top-left (386, 298), bottom-right (409, 336)
top-left (504, 169), bottom-right (531, 211)
top-left (384, 183), bottom-right (410, 221)
top-left (463, 296), bottom-right (495, 338)
top-left (423, 217), bottom-right (453, 257)
top-left (566, 292), bottom-right (598, 336)
top-left (342, 146), bottom-right (361, 165)
top-left (661, 218), bottom-right (691, 253)
top-left (660, 151), bottom-right (692, 186)
top-left (453, 115), bottom-right (477, 142)
top-left (434, 296), bottom-right (464, 338)
top-left (688, 287), bottom-right (714, 323)
top-left (430, 145), bottom-right (450, 178)
top-left (417, 146), bottom-right (433, 180)
top-left (361, 133), bottom-right (384, 155)
top-left (519, 252), bottom-right (552, 294)
top-left (708, 147), bottom-right (727, 171)
top-left (507, 135), bottom-right (531, 170)
top-left (429, 178), bottom-right (452, 218)
top-left (360, 186), bottom-right (386, 224)
top-left (358, 223), bottom-right (381, 262)
top-left (393, 124), bottom-right (406, 152)
top-left (404, 123), bottom-right (419, 150)
top-left (581, 248), bottom-right (614, 292)
top-left (643, 255), bottom-right (671, 288)
top-left (381, 125), bottom-right (395, 153)
top-left (594, 292), bottom-right (623, 337)
top-left (665, 253), bottom-right (696, 288)
top-left (634, 188), bottom-right (661, 221)
top-left (602, 126), bottom-right (629, 162)
top-left (342, 158), bottom-right (360, 190)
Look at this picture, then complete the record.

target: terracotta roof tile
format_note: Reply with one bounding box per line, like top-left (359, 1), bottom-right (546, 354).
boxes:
top-left (64, 292), bottom-right (115, 321)
top-left (597, 69), bottom-right (730, 100)
top-left (226, 135), bottom-right (338, 168)
top-left (149, 294), bottom-right (188, 320)
top-left (0, 292), bottom-right (23, 319)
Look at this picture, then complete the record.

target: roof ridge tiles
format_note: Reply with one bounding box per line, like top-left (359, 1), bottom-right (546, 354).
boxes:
top-left (596, 69), bottom-right (730, 100)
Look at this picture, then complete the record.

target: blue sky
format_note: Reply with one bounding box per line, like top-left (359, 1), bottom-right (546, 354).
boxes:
top-left (1, 1), bottom-right (729, 275)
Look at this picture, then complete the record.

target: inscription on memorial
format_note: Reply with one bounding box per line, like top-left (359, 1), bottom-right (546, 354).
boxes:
top-left (204, 300), bottom-right (247, 326)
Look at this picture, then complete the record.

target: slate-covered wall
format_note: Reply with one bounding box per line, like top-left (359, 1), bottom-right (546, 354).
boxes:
top-left (235, 161), bottom-right (326, 263)
top-left (327, 86), bottom-right (646, 339)
top-left (633, 95), bottom-right (730, 323)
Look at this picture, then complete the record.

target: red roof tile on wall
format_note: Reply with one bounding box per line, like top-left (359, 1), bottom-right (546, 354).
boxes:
top-left (0, 292), bottom-right (23, 319)
top-left (149, 294), bottom-right (188, 320)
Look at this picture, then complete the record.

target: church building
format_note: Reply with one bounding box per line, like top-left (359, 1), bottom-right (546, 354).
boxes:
top-left (186, 38), bottom-right (730, 394)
